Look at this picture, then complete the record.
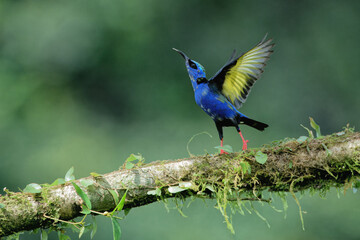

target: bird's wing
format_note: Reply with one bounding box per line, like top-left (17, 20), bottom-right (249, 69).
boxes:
top-left (209, 35), bottom-right (274, 109)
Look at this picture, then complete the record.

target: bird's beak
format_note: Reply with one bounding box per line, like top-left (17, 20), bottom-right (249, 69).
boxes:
top-left (172, 48), bottom-right (188, 60)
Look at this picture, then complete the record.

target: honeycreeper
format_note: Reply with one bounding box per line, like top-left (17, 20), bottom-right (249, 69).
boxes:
top-left (173, 35), bottom-right (274, 153)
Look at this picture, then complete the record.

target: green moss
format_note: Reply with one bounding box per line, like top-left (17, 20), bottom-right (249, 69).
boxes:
top-left (157, 131), bottom-right (360, 233)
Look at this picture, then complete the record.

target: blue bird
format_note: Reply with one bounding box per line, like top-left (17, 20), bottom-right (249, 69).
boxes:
top-left (173, 35), bottom-right (274, 153)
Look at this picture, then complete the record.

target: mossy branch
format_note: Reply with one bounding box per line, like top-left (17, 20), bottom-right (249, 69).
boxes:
top-left (1, 131), bottom-right (360, 237)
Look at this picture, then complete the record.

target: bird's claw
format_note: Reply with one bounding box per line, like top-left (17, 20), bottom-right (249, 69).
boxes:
top-left (242, 140), bottom-right (249, 151)
top-left (220, 149), bottom-right (229, 155)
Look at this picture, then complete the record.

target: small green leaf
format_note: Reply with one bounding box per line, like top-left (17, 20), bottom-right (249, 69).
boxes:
top-left (111, 217), bottom-right (122, 240)
top-left (126, 154), bottom-right (142, 162)
top-left (147, 188), bottom-right (161, 196)
top-left (168, 186), bottom-right (186, 193)
top-left (125, 154), bottom-right (136, 162)
top-left (0, 203), bottom-right (5, 209)
top-left (205, 185), bottom-right (215, 192)
top-left (65, 167), bottom-right (75, 182)
top-left (296, 136), bottom-right (308, 143)
top-left (50, 178), bottom-right (66, 186)
top-left (289, 162), bottom-right (293, 169)
top-left (23, 183), bottom-right (42, 193)
top-left (79, 226), bottom-right (85, 238)
top-left (179, 182), bottom-right (192, 189)
top-left (108, 189), bottom-right (119, 204)
top-left (125, 162), bottom-right (135, 170)
top-left (239, 161), bottom-right (251, 174)
top-left (255, 151), bottom-right (268, 164)
top-left (72, 182), bottom-right (92, 210)
top-left (90, 172), bottom-right (102, 177)
top-left (300, 124), bottom-right (314, 138)
top-left (91, 215), bottom-right (97, 239)
top-left (58, 232), bottom-right (70, 240)
top-left (309, 117), bottom-right (321, 138)
top-left (41, 229), bottom-right (48, 240)
top-left (80, 179), bottom-right (94, 188)
top-left (81, 204), bottom-right (91, 215)
top-left (214, 145), bottom-right (233, 153)
top-left (111, 190), bottom-right (127, 215)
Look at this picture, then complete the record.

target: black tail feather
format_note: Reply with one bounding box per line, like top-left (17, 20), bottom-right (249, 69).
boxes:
top-left (241, 117), bottom-right (268, 131)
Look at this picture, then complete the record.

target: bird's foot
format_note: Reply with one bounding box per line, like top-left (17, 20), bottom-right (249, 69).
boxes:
top-left (242, 140), bottom-right (249, 151)
top-left (220, 138), bottom-right (228, 154)
top-left (220, 149), bottom-right (229, 154)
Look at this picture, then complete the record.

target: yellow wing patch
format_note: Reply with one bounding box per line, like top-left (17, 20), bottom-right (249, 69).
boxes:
top-left (222, 36), bottom-right (274, 108)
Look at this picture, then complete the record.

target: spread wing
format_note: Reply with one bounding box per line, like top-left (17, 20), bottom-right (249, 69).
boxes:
top-left (209, 35), bottom-right (274, 109)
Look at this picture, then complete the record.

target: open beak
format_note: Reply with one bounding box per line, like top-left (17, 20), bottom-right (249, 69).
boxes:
top-left (172, 48), bottom-right (188, 60)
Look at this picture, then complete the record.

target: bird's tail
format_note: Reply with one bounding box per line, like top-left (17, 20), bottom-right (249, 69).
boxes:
top-left (241, 117), bottom-right (269, 131)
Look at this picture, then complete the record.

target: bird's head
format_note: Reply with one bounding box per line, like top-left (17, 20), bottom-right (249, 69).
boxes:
top-left (173, 48), bottom-right (207, 90)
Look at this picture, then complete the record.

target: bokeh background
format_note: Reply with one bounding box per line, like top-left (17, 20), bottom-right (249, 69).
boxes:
top-left (1, 0), bottom-right (360, 239)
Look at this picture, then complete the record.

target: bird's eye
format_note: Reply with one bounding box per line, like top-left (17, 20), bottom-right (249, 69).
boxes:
top-left (188, 60), bottom-right (198, 69)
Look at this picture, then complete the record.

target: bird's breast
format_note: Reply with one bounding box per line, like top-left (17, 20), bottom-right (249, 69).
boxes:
top-left (195, 87), bottom-right (239, 121)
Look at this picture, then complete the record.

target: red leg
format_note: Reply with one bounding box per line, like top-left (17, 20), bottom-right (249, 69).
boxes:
top-left (238, 131), bottom-right (249, 151)
top-left (220, 138), bottom-right (228, 154)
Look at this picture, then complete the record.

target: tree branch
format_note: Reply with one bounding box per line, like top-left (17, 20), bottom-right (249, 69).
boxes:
top-left (1, 131), bottom-right (360, 237)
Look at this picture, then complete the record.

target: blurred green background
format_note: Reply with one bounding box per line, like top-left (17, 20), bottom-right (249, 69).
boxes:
top-left (1, 0), bottom-right (359, 239)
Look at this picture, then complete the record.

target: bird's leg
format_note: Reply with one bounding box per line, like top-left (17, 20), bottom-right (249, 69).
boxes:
top-left (236, 125), bottom-right (248, 151)
top-left (216, 122), bottom-right (228, 154)
top-left (238, 131), bottom-right (248, 151)
top-left (220, 138), bottom-right (228, 154)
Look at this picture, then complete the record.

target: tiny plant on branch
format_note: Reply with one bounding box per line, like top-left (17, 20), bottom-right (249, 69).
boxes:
top-left (18, 166), bottom-right (129, 240)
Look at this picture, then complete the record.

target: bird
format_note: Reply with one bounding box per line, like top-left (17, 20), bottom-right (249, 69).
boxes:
top-left (173, 35), bottom-right (274, 154)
